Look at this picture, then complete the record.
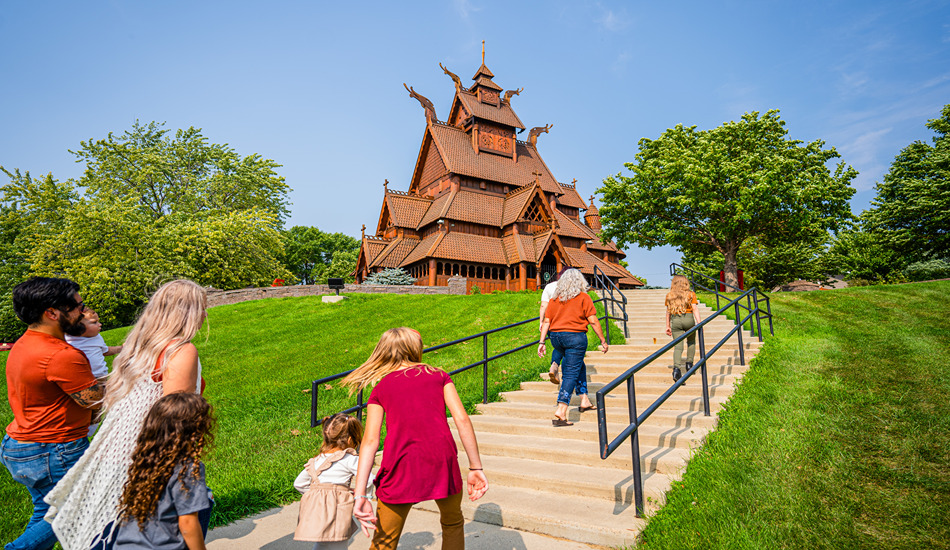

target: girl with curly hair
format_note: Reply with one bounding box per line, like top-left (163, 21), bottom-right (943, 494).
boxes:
top-left (114, 392), bottom-right (215, 550)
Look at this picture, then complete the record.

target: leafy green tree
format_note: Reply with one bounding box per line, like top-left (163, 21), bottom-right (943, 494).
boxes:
top-left (863, 104), bottom-right (950, 263)
top-left (825, 227), bottom-right (901, 282)
top-left (598, 110), bottom-right (857, 288)
top-left (73, 121), bottom-right (290, 222)
top-left (0, 169), bottom-right (78, 339)
top-left (0, 122), bottom-right (293, 331)
top-left (281, 226), bottom-right (360, 284)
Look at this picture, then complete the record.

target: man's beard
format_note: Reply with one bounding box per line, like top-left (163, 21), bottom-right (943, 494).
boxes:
top-left (61, 313), bottom-right (86, 337)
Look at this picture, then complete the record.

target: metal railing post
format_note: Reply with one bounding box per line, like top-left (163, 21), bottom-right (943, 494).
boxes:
top-left (482, 334), bottom-right (489, 404)
top-left (734, 301), bottom-right (745, 366)
top-left (766, 296), bottom-right (774, 336)
top-left (357, 389), bottom-right (364, 423)
top-left (754, 289), bottom-right (763, 342)
top-left (699, 327), bottom-right (710, 416)
top-left (627, 377), bottom-right (644, 517)
top-left (746, 293), bottom-right (755, 337)
top-left (310, 380), bottom-right (319, 427)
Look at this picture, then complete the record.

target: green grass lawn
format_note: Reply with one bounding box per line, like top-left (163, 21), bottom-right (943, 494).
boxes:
top-left (1, 290), bottom-right (622, 543)
top-left (638, 281), bottom-right (950, 550)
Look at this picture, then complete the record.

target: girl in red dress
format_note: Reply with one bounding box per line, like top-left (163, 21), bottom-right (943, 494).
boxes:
top-left (344, 327), bottom-right (488, 550)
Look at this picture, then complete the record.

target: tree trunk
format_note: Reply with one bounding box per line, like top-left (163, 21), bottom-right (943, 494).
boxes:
top-left (722, 245), bottom-right (739, 290)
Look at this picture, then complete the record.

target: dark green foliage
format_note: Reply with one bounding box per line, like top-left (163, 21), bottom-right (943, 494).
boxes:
top-left (863, 104), bottom-right (950, 265)
top-left (280, 226), bottom-right (359, 284)
top-left (599, 110), bottom-right (856, 288)
top-left (0, 123), bottom-right (292, 331)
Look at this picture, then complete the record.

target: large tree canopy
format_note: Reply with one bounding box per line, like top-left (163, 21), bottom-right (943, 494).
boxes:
top-left (280, 226), bottom-right (360, 284)
top-left (0, 122), bottom-right (293, 336)
top-left (73, 121), bottom-right (290, 222)
top-left (862, 104), bottom-right (950, 263)
top-left (598, 110), bottom-right (857, 287)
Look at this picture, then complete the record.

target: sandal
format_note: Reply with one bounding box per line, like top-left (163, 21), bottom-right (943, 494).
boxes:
top-left (548, 369), bottom-right (560, 385)
top-left (552, 417), bottom-right (574, 427)
top-left (578, 405), bottom-right (595, 412)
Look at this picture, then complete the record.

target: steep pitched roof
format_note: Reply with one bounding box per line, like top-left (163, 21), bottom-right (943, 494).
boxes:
top-left (401, 232), bottom-right (445, 266)
top-left (553, 209), bottom-right (596, 240)
top-left (501, 183), bottom-right (548, 226)
top-left (406, 232), bottom-right (508, 265)
top-left (427, 123), bottom-right (562, 194)
top-left (444, 190), bottom-right (505, 226)
top-left (385, 192), bottom-right (432, 228)
top-left (455, 91), bottom-right (525, 129)
top-left (369, 237), bottom-right (420, 269)
top-left (361, 237), bottom-right (390, 267)
top-left (556, 183), bottom-right (587, 209)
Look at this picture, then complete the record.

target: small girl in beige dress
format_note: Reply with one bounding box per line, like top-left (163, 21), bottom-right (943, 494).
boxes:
top-left (294, 413), bottom-right (373, 550)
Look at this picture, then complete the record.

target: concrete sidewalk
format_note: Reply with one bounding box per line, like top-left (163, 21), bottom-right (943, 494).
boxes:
top-left (207, 501), bottom-right (602, 549)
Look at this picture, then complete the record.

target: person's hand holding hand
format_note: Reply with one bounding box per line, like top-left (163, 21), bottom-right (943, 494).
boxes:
top-left (353, 497), bottom-right (376, 537)
top-left (467, 470), bottom-right (489, 501)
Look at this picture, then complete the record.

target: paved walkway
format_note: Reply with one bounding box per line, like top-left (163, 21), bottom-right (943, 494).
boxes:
top-left (206, 501), bottom-right (600, 549)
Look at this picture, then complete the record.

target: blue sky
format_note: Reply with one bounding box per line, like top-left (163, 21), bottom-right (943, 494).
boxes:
top-left (2, 1), bottom-right (948, 285)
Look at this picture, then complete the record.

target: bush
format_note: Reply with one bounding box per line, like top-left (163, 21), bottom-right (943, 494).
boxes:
top-left (364, 268), bottom-right (415, 285)
top-left (470, 284), bottom-right (481, 295)
top-left (904, 259), bottom-right (950, 282)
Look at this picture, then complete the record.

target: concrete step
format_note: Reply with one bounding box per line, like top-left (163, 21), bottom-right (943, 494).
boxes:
top-left (453, 430), bottom-right (691, 474)
top-left (453, 452), bottom-right (678, 507)
top-left (523, 376), bottom-right (739, 395)
top-left (498, 389), bottom-right (731, 411)
top-left (581, 360), bottom-right (751, 374)
top-left (464, 414), bottom-right (709, 449)
top-left (416, 484), bottom-right (645, 547)
top-left (477, 400), bottom-right (723, 424)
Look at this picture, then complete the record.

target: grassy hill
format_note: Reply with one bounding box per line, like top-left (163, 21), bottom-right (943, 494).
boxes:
top-left (639, 281), bottom-right (950, 550)
top-left (0, 291), bottom-right (621, 543)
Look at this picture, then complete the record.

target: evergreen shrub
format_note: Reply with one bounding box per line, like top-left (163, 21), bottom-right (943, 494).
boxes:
top-left (364, 268), bottom-right (415, 285)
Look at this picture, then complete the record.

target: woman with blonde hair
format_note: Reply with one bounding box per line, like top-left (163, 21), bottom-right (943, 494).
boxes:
top-left (665, 275), bottom-right (702, 382)
top-left (538, 269), bottom-right (608, 427)
top-left (345, 327), bottom-right (488, 550)
top-left (44, 279), bottom-right (210, 549)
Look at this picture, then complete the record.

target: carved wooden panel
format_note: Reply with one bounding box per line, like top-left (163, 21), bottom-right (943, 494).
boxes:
top-left (478, 88), bottom-right (499, 106)
top-left (476, 123), bottom-right (514, 157)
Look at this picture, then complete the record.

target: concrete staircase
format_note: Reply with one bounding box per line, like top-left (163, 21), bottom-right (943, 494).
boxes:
top-left (420, 289), bottom-right (764, 547)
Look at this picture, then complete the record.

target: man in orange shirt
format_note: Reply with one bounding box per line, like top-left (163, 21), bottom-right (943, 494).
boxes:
top-left (2, 277), bottom-right (104, 550)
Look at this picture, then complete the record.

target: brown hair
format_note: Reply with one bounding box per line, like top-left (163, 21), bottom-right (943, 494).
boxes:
top-left (118, 392), bottom-right (215, 529)
top-left (319, 413), bottom-right (363, 454)
top-left (665, 275), bottom-right (695, 315)
top-left (343, 327), bottom-right (436, 391)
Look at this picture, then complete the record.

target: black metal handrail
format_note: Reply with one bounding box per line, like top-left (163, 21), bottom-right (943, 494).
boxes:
top-left (592, 265), bottom-right (629, 339)
top-left (670, 262), bottom-right (774, 337)
top-left (595, 271), bottom-right (774, 518)
top-left (310, 278), bottom-right (629, 427)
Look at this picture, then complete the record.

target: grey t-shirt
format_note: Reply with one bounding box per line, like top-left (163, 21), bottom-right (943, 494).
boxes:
top-left (115, 461), bottom-right (212, 549)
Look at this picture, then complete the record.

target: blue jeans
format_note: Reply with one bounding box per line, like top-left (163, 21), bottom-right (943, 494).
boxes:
top-left (1, 435), bottom-right (89, 550)
top-left (549, 331), bottom-right (588, 405)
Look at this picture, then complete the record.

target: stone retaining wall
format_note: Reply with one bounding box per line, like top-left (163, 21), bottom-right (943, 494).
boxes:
top-left (208, 277), bottom-right (469, 308)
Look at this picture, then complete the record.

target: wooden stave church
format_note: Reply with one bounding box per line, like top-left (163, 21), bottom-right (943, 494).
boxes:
top-left (355, 56), bottom-right (643, 292)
